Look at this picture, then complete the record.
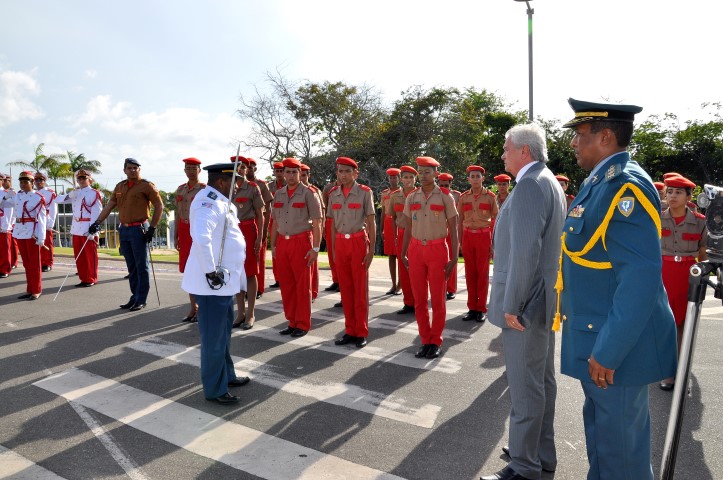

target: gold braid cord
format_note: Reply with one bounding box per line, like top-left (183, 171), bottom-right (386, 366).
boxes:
top-left (551, 183), bottom-right (661, 332)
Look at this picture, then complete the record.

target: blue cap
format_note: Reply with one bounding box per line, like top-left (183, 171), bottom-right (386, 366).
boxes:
top-left (563, 98), bottom-right (643, 128)
top-left (124, 158), bottom-right (141, 167)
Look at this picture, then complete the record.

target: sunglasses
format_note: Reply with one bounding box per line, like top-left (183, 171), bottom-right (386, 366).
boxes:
top-left (77, 176), bottom-right (88, 180)
top-left (19, 179), bottom-right (32, 183)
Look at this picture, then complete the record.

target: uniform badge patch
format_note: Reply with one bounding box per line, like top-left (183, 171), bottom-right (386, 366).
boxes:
top-left (207, 191), bottom-right (218, 200)
top-left (569, 205), bottom-right (585, 218)
top-left (617, 197), bottom-right (634, 217)
top-left (200, 202), bottom-right (213, 208)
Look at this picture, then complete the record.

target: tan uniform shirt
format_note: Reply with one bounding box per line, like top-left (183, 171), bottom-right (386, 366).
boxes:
top-left (381, 188), bottom-right (400, 215)
top-left (233, 181), bottom-right (265, 221)
top-left (269, 180), bottom-right (285, 197)
top-left (326, 182), bottom-right (375, 235)
top-left (255, 178), bottom-right (274, 205)
top-left (272, 183), bottom-right (323, 236)
top-left (403, 186), bottom-right (457, 241)
top-left (308, 184), bottom-right (325, 211)
top-left (458, 188), bottom-right (498, 229)
top-left (387, 187), bottom-right (415, 228)
top-left (661, 208), bottom-right (707, 257)
top-left (175, 182), bottom-right (205, 222)
top-left (496, 193), bottom-right (509, 209)
top-left (449, 189), bottom-right (461, 205)
top-left (112, 179), bottom-right (162, 224)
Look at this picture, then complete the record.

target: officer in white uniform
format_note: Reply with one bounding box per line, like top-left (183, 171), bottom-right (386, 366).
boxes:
top-left (181, 162), bottom-right (250, 405)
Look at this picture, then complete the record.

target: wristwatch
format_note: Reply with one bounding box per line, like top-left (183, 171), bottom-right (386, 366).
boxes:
top-left (312, 247), bottom-right (320, 253)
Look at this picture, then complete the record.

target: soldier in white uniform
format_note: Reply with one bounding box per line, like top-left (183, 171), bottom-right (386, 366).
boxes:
top-left (181, 162), bottom-right (250, 405)
top-left (33, 172), bottom-right (57, 272)
top-left (0, 173), bottom-right (15, 278)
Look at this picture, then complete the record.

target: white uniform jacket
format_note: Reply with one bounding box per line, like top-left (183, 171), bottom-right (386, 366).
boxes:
top-left (57, 187), bottom-right (104, 235)
top-left (0, 188), bottom-right (15, 233)
top-left (1, 190), bottom-right (47, 244)
top-left (181, 185), bottom-right (246, 296)
top-left (37, 187), bottom-right (58, 229)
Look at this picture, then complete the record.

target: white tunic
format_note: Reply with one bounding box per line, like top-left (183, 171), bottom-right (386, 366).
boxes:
top-left (36, 187), bottom-right (58, 228)
top-left (57, 187), bottom-right (104, 235)
top-left (0, 190), bottom-right (47, 243)
top-left (181, 185), bottom-right (246, 296)
top-left (0, 188), bottom-right (15, 233)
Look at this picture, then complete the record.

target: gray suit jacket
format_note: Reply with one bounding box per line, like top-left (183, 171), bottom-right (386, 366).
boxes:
top-left (489, 162), bottom-right (566, 330)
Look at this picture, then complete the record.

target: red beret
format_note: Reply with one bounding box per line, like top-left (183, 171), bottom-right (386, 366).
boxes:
top-left (466, 165), bottom-right (486, 174)
top-left (336, 157), bottom-right (359, 169)
top-left (415, 156), bottom-right (440, 167)
top-left (664, 175), bottom-right (695, 189)
top-left (653, 181), bottom-right (665, 191)
top-left (245, 157), bottom-right (257, 166)
top-left (494, 174), bottom-right (512, 182)
top-left (438, 173), bottom-right (453, 181)
top-left (400, 165), bottom-right (418, 175)
top-left (34, 171), bottom-right (47, 180)
top-left (273, 162), bottom-right (285, 169)
top-left (555, 175), bottom-right (570, 183)
top-left (282, 158), bottom-right (302, 169)
top-left (230, 155), bottom-right (252, 166)
top-left (19, 171), bottom-right (34, 181)
top-left (386, 168), bottom-right (401, 176)
top-left (300, 163), bottom-right (310, 171)
top-left (663, 172), bottom-right (681, 180)
top-left (183, 157), bottom-right (202, 165)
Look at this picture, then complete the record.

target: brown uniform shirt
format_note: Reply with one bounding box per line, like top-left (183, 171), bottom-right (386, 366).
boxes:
top-left (326, 182), bottom-right (375, 234)
top-left (381, 187), bottom-right (400, 214)
top-left (496, 193), bottom-right (509, 209)
top-left (175, 182), bottom-right (205, 222)
top-left (308, 184), bottom-right (325, 211)
top-left (458, 188), bottom-right (498, 229)
top-left (272, 183), bottom-right (323, 236)
top-left (449, 189), bottom-right (461, 205)
top-left (233, 181), bottom-right (265, 221)
top-left (255, 178), bottom-right (274, 205)
top-left (113, 179), bottom-right (162, 224)
top-left (322, 182), bottom-right (338, 214)
top-left (387, 187), bottom-right (415, 228)
top-left (269, 179), bottom-right (285, 197)
top-left (403, 186), bottom-right (457, 241)
top-left (661, 208), bottom-right (707, 257)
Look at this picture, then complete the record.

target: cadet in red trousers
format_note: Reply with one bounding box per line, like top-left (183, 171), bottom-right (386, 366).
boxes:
top-left (327, 157), bottom-right (376, 348)
top-left (0, 171), bottom-right (47, 299)
top-left (387, 165), bottom-right (417, 314)
top-left (555, 174), bottom-right (575, 211)
top-left (437, 173), bottom-right (461, 300)
top-left (400, 157), bottom-right (459, 359)
top-left (268, 161), bottom-right (286, 288)
top-left (381, 168), bottom-right (401, 295)
top-left (175, 157), bottom-right (205, 322)
top-left (322, 178), bottom-right (342, 292)
top-left (270, 158), bottom-right (323, 337)
top-left (231, 156), bottom-right (265, 330)
top-left (494, 174), bottom-right (512, 208)
top-left (458, 165), bottom-right (497, 322)
top-left (245, 157), bottom-right (273, 299)
top-left (1, 174), bottom-right (19, 270)
top-left (34, 172), bottom-right (57, 272)
top-left (301, 163), bottom-right (324, 301)
top-left (0, 172), bottom-right (15, 278)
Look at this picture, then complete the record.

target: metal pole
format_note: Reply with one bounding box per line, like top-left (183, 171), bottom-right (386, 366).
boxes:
top-left (526, 1), bottom-right (534, 122)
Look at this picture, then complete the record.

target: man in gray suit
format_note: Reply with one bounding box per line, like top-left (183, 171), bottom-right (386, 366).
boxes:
top-left (481, 123), bottom-right (566, 480)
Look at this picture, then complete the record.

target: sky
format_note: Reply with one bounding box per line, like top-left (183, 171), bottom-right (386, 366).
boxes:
top-left (1, 0), bottom-right (722, 193)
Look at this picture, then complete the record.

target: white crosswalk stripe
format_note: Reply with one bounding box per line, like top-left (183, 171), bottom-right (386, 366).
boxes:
top-left (0, 445), bottom-right (68, 480)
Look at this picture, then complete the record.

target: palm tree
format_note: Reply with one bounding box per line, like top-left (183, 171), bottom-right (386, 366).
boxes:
top-left (65, 150), bottom-right (102, 183)
top-left (8, 143), bottom-right (64, 175)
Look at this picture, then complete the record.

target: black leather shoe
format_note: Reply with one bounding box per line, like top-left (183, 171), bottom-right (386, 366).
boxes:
top-left (269, 281), bottom-right (280, 288)
top-left (0, 273), bottom-right (9, 278)
top-left (181, 315), bottom-right (197, 323)
top-left (228, 377), bottom-right (250, 387)
top-left (462, 310), bottom-right (478, 321)
top-left (279, 327), bottom-right (294, 335)
top-left (290, 329), bottom-right (308, 337)
top-left (120, 298), bottom-right (135, 309)
top-left (501, 445), bottom-right (510, 456)
top-left (123, 274), bottom-right (130, 279)
top-left (446, 292), bottom-right (456, 300)
top-left (28, 294), bottom-right (41, 301)
top-left (256, 292), bottom-right (262, 299)
top-left (42, 266), bottom-right (51, 272)
top-left (325, 282), bottom-right (339, 291)
top-left (659, 381), bottom-right (675, 391)
top-left (355, 337), bottom-right (367, 348)
top-left (17, 293), bottom-right (32, 299)
top-left (480, 466), bottom-right (532, 480)
top-left (206, 392), bottom-right (239, 405)
top-left (396, 305), bottom-right (415, 315)
top-left (335, 334), bottom-right (356, 345)
top-left (334, 301), bottom-right (343, 308)
top-left (75, 282), bottom-right (95, 287)
top-left (129, 303), bottom-right (146, 311)
top-left (477, 312), bottom-right (488, 323)
top-left (426, 344), bottom-right (441, 358)
top-left (415, 344), bottom-right (431, 358)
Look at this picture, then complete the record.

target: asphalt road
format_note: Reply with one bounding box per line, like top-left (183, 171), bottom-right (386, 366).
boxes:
top-left (1, 254), bottom-right (721, 480)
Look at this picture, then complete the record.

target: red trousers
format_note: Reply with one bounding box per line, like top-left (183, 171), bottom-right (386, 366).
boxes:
top-left (239, 220), bottom-right (259, 276)
top-left (445, 234), bottom-right (457, 294)
top-left (277, 232), bottom-right (313, 331)
top-left (41, 229), bottom-right (54, 267)
top-left (462, 227), bottom-right (492, 312)
top-left (408, 238), bottom-right (449, 346)
top-left (312, 259), bottom-right (319, 300)
top-left (73, 234), bottom-right (98, 284)
top-left (177, 221), bottom-right (192, 273)
top-left (335, 232), bottom-right (370, 338)
top-left (395, 227), bottom-right (414, 308)
top-left (17, 238), bottom-right (42, 294)
top-left (662, 257), bottom-right (695, 326)
top-left (383, 215), bottom-right (396, 255)
top-left (325, 218), bottom-right (338, 283)
top-left (0, 231), bottom-right (12, 275)
top-left (257, 240), bottom-right (267, 293)
top-left (270, 218), bottom-right (278, 282)
top-left (11, 236), bottom-right (18, 267)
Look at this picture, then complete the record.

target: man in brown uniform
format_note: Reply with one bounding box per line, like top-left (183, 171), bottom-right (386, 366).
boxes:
top-left (175, 157), bottom-right (205, 322)
top-left (437, 173), bottom-right (461, 300)
top-left (90, 158), bottom-right (163, 311)
top-left (270, 157), bottom-right (323, 337)
top-left (387, 165), bottom-right (417, 314)
top-left (458, 165), bottom-right (497, 322)
top-left (327, 157), bottom-right (376, 348)
top-left (231, 156), bottom-right (265, 329)
top-left (381, 168), bottom-right (401, 295)
top-left (245, 157), bottom-right (273, 299)
top-left (301, 163), bottom-right (324, 301)
top-left (400, 156), bottom-right (459, 359)
top-left (268, 161), bottom-right (286, 288)
top-left (494, 173), bottom-right (512, 208)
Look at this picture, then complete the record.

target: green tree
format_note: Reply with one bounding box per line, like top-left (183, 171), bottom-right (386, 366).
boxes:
top-left (8, 143), bottom-right (64, 176)
top-left (64, 151), bottom-right (103, 182)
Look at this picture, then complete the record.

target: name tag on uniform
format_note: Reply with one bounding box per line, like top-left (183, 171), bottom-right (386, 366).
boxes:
top-left (348, 203), bottom-right (361, 209)
top-left (332, 203), bottom-right (342, 210)
top-left (462, 203), bottom-right (473, 211)
top-left (410, 203), bottom-right (422, 211)
top-left (176, 195), bottom-right (183, 202)
top-left (430, 204), bottom-right (444, 215)
top-left (235, 197), bottom-right (248, 203)
top-left (394, 204), bottom-right (404, 212)
top-left (274, 202), bottom-right (283, 208)
top-left (292, 202), bottom-right (305, 208)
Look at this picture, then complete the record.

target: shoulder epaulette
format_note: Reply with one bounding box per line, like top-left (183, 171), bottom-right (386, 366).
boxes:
top-left (309, 185), bottom-right (319, 193)
top-left (695, 211), bottom-right (705, 219)
top-left (248, 181), bottom-right (258, 187)
top-left (439, 187), bottom-right (450, 195)
top-left (330, 185), bottom-right (340, 193)
top-left (359, 184), bottom-right (372, 192)
top-left (256, 179), bottom-right (267, 185)
top-left (381, 187), bottom-right (390, 193)
top-left (177, 183), bottom-right (185, 189)
top-left (410, 187), bottom-right (420, 194)
top-left (603, 163), bottom-right (623, 182)
top-left (487, 190), bottom-right (496, 197)
top-left (460, 190), bottom-right (470, 197)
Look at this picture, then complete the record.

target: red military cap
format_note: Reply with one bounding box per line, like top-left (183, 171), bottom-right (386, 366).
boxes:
top-left (273, 161), bottom-right (285, 169)
top-left (300, 163), bottom-right (310, 171)
top-left (466, 165), bottom-right (486, 174)
top-left (19, 171), bottom-right (34, 181)
top-left (386, 168), bottom-right (401, 176)
top-left (438, 173), bottom-right (454, 181)
top-left (336, 156), bottom-right (359, 169)
top-left (664, 175), bottom-right (695, 189)
top-left (555, 174), bottom-right (570, 182)
top-left (245, 157), bottom-right (257, 166)
top-left (229, 155), bottom-right (248, 164)
top-left (34, 171), bottom-right (47, 180)
top-left (415, 156), bottom-right (440, 167)
top-left (282, 157), bottom-right (302, 169)
top-left (183, 157), bottom-right (202, 165)
top-left (653, 181), bottom-right (665, 192)
top-left (662, 172), bottom-right (681, 179)
top-left (400, 165), bottom-right (418, 175)
top-left (494, 174), bottom-right (512, 182)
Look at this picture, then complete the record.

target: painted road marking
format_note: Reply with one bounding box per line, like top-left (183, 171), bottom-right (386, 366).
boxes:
top-left (0, 445), bottom-right (68, 479)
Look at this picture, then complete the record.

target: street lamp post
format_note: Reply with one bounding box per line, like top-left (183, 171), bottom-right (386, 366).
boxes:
top-left (514, 0), bottom-right (534, 122)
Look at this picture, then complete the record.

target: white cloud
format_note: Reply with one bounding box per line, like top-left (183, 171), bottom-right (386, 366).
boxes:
top-left (0, 69), bottom-right (44, 126)
top-left (84, 69), bottom-right (97, 79)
